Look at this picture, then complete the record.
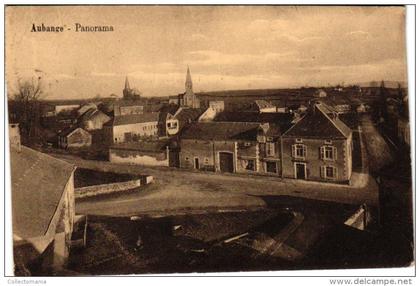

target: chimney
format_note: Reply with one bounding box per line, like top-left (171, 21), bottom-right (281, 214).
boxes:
top-left (9, 124), bottom-right (21, 152)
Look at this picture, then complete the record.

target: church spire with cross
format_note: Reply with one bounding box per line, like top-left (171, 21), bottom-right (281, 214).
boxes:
top-left (185, 66), bottom-right (193, 93)
top-left (182, 66), bottom-right (200, 108)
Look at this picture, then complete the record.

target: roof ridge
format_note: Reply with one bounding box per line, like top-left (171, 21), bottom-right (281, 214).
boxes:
top-left (282, 113), bottom-right (307, 136)
top-left (315, 104), bottom-right (349, 138)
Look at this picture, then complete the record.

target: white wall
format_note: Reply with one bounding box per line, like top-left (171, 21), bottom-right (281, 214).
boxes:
top-left (109, 150), bottom-right (169, 166)
top-left (113, 121), bottom-right (158, 143)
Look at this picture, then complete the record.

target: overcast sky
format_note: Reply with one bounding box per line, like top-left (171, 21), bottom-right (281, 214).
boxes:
top-left (6, 6), bottom-right (407, 99)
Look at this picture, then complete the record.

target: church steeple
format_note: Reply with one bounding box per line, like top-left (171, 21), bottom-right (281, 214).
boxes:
top-left (125, 76), bottom-right (130, 90)
top-left (182, 66), bottom-right (200, 108)
top-left (185, 66), bottom-right (193, 93)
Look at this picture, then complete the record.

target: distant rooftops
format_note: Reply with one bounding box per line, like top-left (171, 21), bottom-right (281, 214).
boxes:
top-left (107, 112), bottom-right (160, 126)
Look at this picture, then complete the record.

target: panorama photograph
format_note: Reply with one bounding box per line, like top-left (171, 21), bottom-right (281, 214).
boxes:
top-left (5, 5), bottom-right (413, 275)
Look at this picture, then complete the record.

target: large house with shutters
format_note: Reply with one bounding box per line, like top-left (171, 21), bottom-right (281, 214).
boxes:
top-left (176, 102), bottom-right (353, 184)
top-left (281, 103), bottom-right (353, 183)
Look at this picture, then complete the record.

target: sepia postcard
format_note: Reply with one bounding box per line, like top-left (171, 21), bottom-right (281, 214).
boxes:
top-left (4, 5), bottom-right (414, 278)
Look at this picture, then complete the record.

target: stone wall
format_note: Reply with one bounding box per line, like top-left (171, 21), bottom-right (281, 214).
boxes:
top-left (75, 176), bottom-right (153, 199)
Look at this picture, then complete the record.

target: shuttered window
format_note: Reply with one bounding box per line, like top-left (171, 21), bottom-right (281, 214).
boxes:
top-left (292, 144), bottom-right (306, 159)
top-left (320, 146), bottom-right (337, 161)
top-left (266, 142), bottom-right (276, 156)
top-left (321, 166), bottom-right (337, 179)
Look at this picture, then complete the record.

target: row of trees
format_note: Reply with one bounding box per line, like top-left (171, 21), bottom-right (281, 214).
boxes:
top-left (9, 77), bottom-right (44, 143)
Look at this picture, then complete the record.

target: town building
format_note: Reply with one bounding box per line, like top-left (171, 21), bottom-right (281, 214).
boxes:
top-left (55, 104), bottom-right (80, 115)
top-left (106, 112), bottom-right (160, 144)
top-left (322, 96), bottom-right (353, 114)
top-left (209, 100), bottom-right (225, 112)
top-left (282, 103), bottom-right (353, 183)
top-left (178, 121), bottom-right (285, 176)
top-left (78, 108), bottom-right (111, 131)
top-left (58, 127), bottom-right (92, 148)
top-left (314, 89), bottom-right (327, 98)
top-left (10, 133), bottom-right (77, 274)
top-left (250, 100), bottom-right (277, 113)
top-left (165, 107), bottom-right (205, 136)
top-left (114, 99), bottom-right (145, 116)
top-left (77, 102), bottom-right (97, 116)
top-left (273, 100), bottom-right (289, 113)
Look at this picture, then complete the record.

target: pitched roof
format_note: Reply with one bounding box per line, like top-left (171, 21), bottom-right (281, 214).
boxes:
top-left (213, 111), bottom-right (293, 132)
top-left (158, 104), bottom-right (180, 116)
top-left (283, 103), bottom-right (352, 139)
top-left (58, 126), bottom-right (90, 137)
top-left (111, 112), bottom-right (160, 126)
top-left (214, 111), bottom-right (293, 124)
top-left (114, 99), bottom-right (146, 107)
top-left (180, 122), bottom-right (261, 141)
top-left (78, 108), bottom-right (108, 123)
top-left (11, 146), bottom-right (75, 238)
top-left (255, 99), bottom-right (275, 109)
top-left (174, 107), bottom-right (206, 130)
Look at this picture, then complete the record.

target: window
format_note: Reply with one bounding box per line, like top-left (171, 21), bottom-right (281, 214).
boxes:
top-left (266, 136), bottom-right (273, 142)
top-left (292, 144), bottom-right (307, 159)
top-left (266, 161), bottom-right (277, 173)
top-left (296, 138), bottom-right (303, 143)
top-left (324, 140), bottom-right (332, 144)
top-left (245, 160), bottom-right (255, 171)
top-left (322, 166), bottom-right (337, 179)
top-left (185, 157), bottom-right (190, 161)
top-left (266, 142), bottom-right (276, 156)
top-left (204, 157), bottom-right (209, 165)
top-left (244, 142), bottom-right (251, 147)
top-left (320, 146), bottom-right (337, 160)
top-left (167, 123), bottom-right (171, 128)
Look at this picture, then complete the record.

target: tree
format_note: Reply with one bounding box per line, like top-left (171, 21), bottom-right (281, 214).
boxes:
top-left (12, 77), bottom-right (44, 141)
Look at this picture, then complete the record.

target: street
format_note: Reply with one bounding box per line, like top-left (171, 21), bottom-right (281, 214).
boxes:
top-left (48, 151), bottom-right (379, 217)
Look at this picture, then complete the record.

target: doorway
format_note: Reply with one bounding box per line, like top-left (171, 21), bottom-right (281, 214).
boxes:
top-left (194, 158), bottom-right (200, 170)
top-left (295, 162), bottom-right (306, 179)
top-left (219, 152), bottom-right (234, 173)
